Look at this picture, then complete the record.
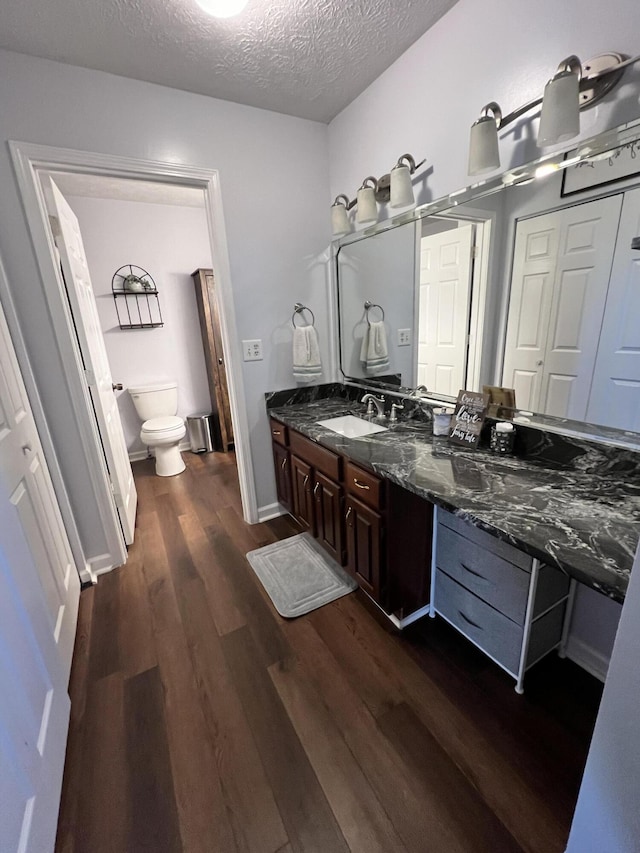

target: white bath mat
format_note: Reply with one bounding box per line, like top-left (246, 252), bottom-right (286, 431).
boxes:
top-left (246, 532), bottom-right (357, 618)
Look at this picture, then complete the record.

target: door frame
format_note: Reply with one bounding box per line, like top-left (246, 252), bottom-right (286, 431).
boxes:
top-left (9, 143), bottom-right (259, 567)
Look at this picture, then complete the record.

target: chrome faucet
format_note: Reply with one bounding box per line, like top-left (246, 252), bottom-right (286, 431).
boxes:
top-left (411, 384), bottom-right (429, 397)
top-left (361, 393), bottom-right (386, 418)
top-left (390, 402), bottom-right (404, 422)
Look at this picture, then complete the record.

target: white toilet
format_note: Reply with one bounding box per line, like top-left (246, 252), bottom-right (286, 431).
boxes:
top-left (129, 382), bottom-right (186, 477)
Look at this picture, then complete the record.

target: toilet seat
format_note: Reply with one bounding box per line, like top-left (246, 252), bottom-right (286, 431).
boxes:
top-left (142, 415), bottom-right (184, 433)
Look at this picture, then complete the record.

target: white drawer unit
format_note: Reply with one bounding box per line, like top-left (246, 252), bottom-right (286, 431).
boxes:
top-left (432, 508), bottom-right (571, 693)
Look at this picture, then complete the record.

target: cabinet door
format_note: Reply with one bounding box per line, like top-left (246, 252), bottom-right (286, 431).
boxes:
top-left (272, 442), bottom-right (292, 511)
top-left (345, 494), bottom-right (383, 602)
top-left (313, 471), bottom-right (344, 565)
top-left (291, 455), bottom-right (314, 534)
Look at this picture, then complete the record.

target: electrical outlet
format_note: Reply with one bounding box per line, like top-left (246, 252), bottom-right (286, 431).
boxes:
top-left (398, 329), bottom-right (411, 346)
top-left (242, 339), bottom-right (263, 361)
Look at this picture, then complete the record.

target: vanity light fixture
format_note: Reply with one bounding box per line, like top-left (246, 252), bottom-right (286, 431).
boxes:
top-left (468, 50), bottom-right (640, 176)
top-left (331, 153), bottom-right (427, 235)
top-left (331, 194), bottom-right (352, 237)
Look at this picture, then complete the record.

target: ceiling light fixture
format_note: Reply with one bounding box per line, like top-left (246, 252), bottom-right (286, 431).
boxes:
top-left (195, 0), bottom-right (248, 18)
top-left (468, 50), bottom-right (640, 176)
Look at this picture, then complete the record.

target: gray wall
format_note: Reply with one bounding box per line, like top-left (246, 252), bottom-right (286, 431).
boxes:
top-left (0, 47), bottom-right (330, 562)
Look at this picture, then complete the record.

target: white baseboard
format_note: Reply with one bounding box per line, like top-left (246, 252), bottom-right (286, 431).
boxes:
top-left (88, 552), bottom-right (117, 577)
top-left (257, 502), bottom-right (286, 523)
top-left (128, 439), bottom-right (191, 463)
top-left (564, 635), bottom-right (610, 683)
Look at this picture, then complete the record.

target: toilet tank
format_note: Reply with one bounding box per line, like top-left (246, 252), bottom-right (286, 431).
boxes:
top-left (128, 382), bottom-right (178, 421)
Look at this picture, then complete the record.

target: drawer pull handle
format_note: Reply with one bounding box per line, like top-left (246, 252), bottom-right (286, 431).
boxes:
top-left (313, 482), bottom-right (320, 497)
top-left (345, 506), bottom-right (353, 525)
top-left (272, 430), bottom-right (282, 436)
top-left (303, 474), bottom-right (310, 488)
top-left (458, 610), bottom-right (483, 631)
top-left (461, 563), bottom-right (489, 582)
top-left (353, 478), bottom-right (370, 490)
top-left (281, 457), bottom-right (287, 470)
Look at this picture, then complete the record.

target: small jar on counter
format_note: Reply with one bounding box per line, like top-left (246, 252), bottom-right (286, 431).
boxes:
top-left (433, 407), bottom-right (454, 436)
top-left (490, 421), bottom-right (515, 454)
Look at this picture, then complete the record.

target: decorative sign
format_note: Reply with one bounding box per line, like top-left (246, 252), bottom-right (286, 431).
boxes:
top-left (561, 139), bottom-right (640, 197)
top-left (448, 390), bottom-right (489, 450)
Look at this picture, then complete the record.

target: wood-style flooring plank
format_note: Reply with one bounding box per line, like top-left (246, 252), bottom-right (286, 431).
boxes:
top-left (156, 492), bottom-right (199, 585)
top-left (331, 594), bottom-right (567, 852)
top-left (175, 576), bottom-right (289, 853)
top-left (141, 512), bottom-right (238, 853)
top-left (87, 565), bottom-right (121, 680)
top-left (277, 615), bottom-right (445, 852)
top-left (269, 655), bottom-right (406, 853)
top-left (116, 536), bottom-right (157, 679)
top-left (178, 510), bottom-right (246, 636)
top-left (125, 666), bottom-right (182, 853)
top-left (221, 625), bottom-right (350, 853)
top-left (72, 673), bottom-right (127, 853)
top-left (377, 701), bottom-right (523, 853)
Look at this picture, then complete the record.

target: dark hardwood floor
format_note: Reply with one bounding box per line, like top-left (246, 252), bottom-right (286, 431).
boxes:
top-left (55, 451), bottom-right (602, 853)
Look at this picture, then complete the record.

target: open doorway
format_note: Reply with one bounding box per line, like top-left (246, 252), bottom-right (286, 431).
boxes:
top-left (11, 142), bottom-right (256, 581)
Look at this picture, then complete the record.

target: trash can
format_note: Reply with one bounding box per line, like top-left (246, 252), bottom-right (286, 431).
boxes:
top-left (187, 412), bottom-right (214, 453)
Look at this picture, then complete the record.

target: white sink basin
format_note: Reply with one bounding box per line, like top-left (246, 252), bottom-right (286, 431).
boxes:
top-left (316, 415), bottom-right (388, 438)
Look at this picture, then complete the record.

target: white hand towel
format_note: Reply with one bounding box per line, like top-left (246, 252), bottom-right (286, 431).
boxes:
top-left (360, 320), bottom-right (389, 374)
top-left (293, 325), bottom-right (322, 383)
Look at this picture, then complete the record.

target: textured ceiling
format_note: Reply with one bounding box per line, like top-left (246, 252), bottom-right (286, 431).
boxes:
top-left (0, 0), bottom-right (458, 122)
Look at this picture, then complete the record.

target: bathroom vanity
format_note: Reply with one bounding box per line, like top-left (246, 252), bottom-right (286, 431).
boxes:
top-left (266, 386), bottom-right (639, 691)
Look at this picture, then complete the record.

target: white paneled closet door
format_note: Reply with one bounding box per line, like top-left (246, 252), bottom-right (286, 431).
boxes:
top-left (503, 195), bottom-right (622, 418)
top-left (587, 187), bottom-right (640, 430)
top-left (0, 285), bottom-right (80, 852)
top-left (418, 224), bottom-right (474, 395)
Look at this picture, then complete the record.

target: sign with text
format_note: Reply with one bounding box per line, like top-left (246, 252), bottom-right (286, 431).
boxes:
top-left (448, 390), bottom-right (489, 450)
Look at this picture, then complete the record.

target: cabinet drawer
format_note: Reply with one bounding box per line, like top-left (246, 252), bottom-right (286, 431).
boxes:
top-left (290, 430), bottom-right (341, 481)
top-left (436, 524), bottom-right (530, 624)
top-left (345, 461), bottom-right (383, 511)
top-left (269, 418), bottom-right (288, 447)
top-left (435, 570), bottom-right (522, 674)
top-left (438, 508), bottom-right (532, 571)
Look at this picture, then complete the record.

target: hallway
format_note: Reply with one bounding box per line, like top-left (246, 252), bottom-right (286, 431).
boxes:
top-left (55, 451), bottom-right (602, 853)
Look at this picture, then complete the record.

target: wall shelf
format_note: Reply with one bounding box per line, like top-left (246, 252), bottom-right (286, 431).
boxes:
top-left (112, 265), bottom-right (163, 330)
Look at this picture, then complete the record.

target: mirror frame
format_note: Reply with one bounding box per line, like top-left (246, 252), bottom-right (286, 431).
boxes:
top-left (332, 116), bottom-right (640, 450)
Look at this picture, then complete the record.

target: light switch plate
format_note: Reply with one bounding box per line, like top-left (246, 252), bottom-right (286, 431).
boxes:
top-left (242, 339), bottom-right (263, 361)
top-left (398, 329), bottom-right (411, 346)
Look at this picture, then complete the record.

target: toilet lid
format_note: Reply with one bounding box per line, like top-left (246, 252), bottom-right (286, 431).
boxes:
top-left (142, 416), bottom-right (184, 432)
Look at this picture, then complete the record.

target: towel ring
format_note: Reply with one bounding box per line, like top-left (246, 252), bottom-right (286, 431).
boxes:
top-left (292, 302), bottom-right (315, 328)
top-left (364, 300), bottom-right (385, 324)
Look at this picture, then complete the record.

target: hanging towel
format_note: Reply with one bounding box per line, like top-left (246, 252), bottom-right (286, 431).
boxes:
top-left (360, 320), bottom-right (390, 374)
top-left (293, 324), bottom-right (323, 383)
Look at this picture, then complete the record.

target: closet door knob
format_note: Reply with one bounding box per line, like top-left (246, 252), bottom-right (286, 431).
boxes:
top-left (22, 444), bottom-right (32, 455)
top-left (218, 357), bottom-right (224, 365)
top-left (112, 382), bottom-right (123, 391)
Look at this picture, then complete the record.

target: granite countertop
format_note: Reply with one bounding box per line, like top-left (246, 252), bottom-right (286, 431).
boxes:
top-left (269, 396), bottom-right (640, 603)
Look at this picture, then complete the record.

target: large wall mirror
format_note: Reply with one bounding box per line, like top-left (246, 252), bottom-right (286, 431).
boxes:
top-left (335, 117), bottom-right (640, 441)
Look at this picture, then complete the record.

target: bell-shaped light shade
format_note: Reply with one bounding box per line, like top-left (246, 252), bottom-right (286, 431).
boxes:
top-left (356, 186), bottom-right (377, 225)
top-left (195, 0), bottom-right (248, 17)
top-left (538, 70), bottom-right (580, 146)
top-left (331, 202), bottom-right (351, 237)
top-left (468, 115), bottom-right (500, 176)
top-left (390, 164), bottom-right (415, 208)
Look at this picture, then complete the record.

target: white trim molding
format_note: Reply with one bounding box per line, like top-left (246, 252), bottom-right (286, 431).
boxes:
top-left (8, 142), bottom-right (258, 560)
top-left (257, 502), bottom-right (286, 523)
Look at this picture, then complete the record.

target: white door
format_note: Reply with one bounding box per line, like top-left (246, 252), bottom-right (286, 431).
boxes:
top-left (0, 290), bottom-right (79, 852)
top-left (418, 224), bottom-right (474, 395)
top-left (587, 187), bottom-right (640, 430)
top-left (503, 196), bottom-right (622, 418)
top-left (48, 179), bottom-right (137, 544)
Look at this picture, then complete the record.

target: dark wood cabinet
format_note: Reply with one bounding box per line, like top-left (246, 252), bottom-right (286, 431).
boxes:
top-left (272, 441), bottom-right (292, 511)
top-left (291, 455), bottom-right (315, 535)
top-left (345, 494), bottom-right (383, 602)
top-left (269, 417), bottom-right (433, 619)
top-left (313, 470), bottom-right (344, 565)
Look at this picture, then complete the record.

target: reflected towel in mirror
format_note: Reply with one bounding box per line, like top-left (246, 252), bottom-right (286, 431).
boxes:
top-left (360, 320), bottom-right (390, 374)
top-left (293, 324), bottom-right (322, 383)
